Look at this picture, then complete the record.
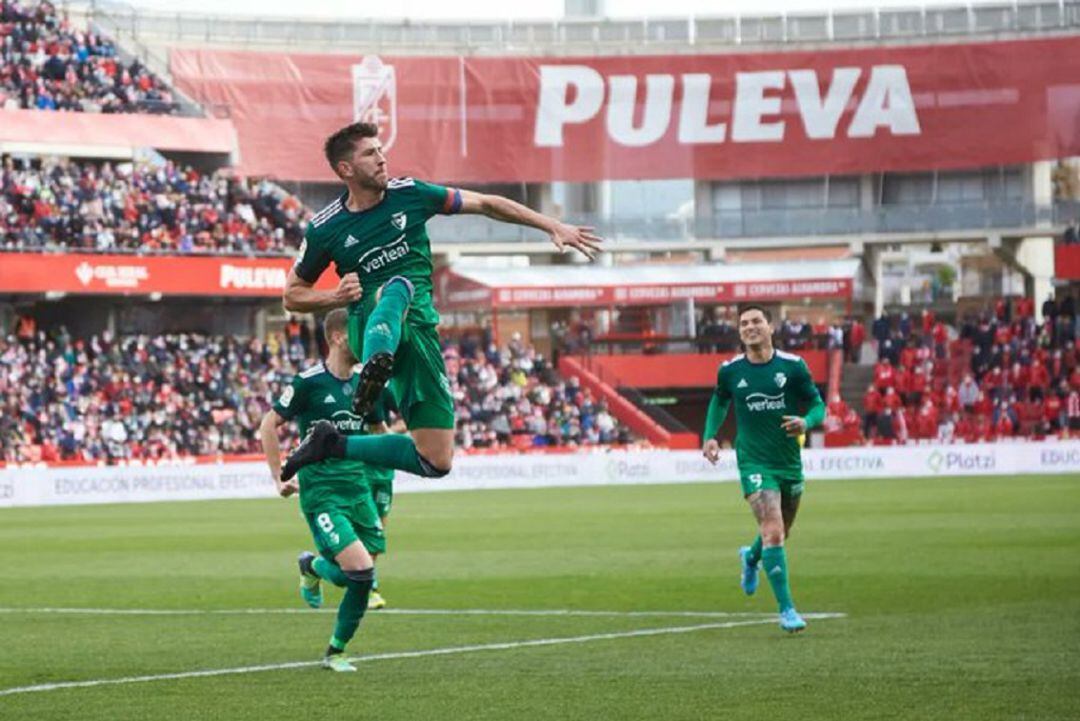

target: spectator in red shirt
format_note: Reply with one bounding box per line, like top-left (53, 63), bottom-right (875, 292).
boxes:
top-left (994, 298), bottom-right (1007, 322)
top-left (914, 399), bottom-right (939, 441)
top-left (943, 384), bottom-right (961, 417)
top-left (1042, 392), bottom-right (1063, 434)
top-left (931, 321), bottom-right (949, 359)
top-left (993, 411), bottom-right (1014, 439)
top-left (899, 344), bottom-right (918, 370)
top-left (1029, 359), bottom-right (1051, 398)
top-left (848, 320), bottom-right (865, 364)
top-left (862, 385), bottom-right (883, 438)
top-left (883, 386), bottom-right (903, 412)
top-left (983, 367), bottom-right (1004, 400)
top-left (895, 366), bottom-right (913, 404)
top-left (1067, 389), bottom-right (1080, 437)
top-left (955, 414), bottom-right (975, 443)
top-left (874, 358), bottom-right (896, 391)
top-left (921, 309), bottom-right (935, 336)
top-left (1008, 362), bottom-right (1030, 395)
top-left (908, 367), bottom-right (928, 408)
top-left (973, 390), bottom-right (994, 418)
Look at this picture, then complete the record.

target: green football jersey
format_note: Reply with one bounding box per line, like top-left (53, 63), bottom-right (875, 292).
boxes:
top-left (293, 178), bottom-right (462, 328)
top-left (272, 362), bottom-right (390, 513)
top-left (712, 350), bottom-right (824, 478)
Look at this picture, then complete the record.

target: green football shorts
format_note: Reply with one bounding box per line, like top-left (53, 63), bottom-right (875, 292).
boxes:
top-left (739, 467), bottom-right (806, 498)
top-left (304, 495), bottom-right (386, 559)
top-left (348, 314), bottom-right (455, 430)
top-left (368, 473), bottom-right (393, 519)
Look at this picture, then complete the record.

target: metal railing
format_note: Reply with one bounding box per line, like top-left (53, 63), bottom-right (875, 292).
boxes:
top-left (427, 201), bottom-right (1074, 243)
top-left (82, 0), bottom-right (1080, 52)
top-left (3, 200), bottom-right (1075, 257)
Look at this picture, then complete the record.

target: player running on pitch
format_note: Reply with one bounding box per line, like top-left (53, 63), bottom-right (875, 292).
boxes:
top-left (364, 391), bottom-right (403, 610)
top-left (702, 305), bottom-right (825, 633)
top-left (259, 309), bottom-right (394, 671)
top-left (279, 121), bottom-right (601, 483)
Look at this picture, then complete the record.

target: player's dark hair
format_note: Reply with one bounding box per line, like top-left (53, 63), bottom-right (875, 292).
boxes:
top-left (323, 308), bottom-right (349, 337)
top-left (738, 304), bottom-right (772, 323)
top-left (323, 122), bottom-right (379, 171)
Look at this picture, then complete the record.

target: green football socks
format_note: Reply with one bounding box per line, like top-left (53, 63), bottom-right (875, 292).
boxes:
top-left (312, 556), bottom-right (348, 588)
top-left (361, 279), bottom-right (411, 362)
top-left (330, 567), bottom-right (375, 652)
top-left (761, 545), bottom-right (795, 613)
top-left (747, 536), bottom-right (763, 566)
top-left (342, 434), bottom-right (447, 477)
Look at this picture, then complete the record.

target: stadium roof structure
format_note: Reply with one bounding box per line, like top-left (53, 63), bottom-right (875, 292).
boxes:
top-left (434, 259), bottom-right (860, 310)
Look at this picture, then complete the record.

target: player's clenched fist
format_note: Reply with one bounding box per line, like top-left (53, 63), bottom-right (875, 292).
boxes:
top-left (334, 273), bottom-right (363, 305)
top-left (702, 438), bottom-right (721, 465)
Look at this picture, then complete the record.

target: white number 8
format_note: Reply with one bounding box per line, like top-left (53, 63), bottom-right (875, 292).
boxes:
top-left (317, 513), bottom-right (334, 533)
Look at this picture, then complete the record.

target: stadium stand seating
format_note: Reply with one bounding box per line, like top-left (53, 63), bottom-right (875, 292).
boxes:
top-left (837, 296), bottom-right (1080, 445)
top-left (0, 0), bottom-right (178, 114)
top-left (0, 327), bottom-right (633, 463)
top-left (0, 156), bottom-right (307, 254)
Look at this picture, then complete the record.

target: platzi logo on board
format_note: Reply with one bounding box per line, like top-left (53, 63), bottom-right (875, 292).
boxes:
top-left (352, 55), bottom-right (397, 152)
top-left (534, 64), bottom-right (921, 147)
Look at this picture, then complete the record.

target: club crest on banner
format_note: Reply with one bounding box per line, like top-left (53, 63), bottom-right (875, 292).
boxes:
top-left (352, 55), bottom-right (397, 151)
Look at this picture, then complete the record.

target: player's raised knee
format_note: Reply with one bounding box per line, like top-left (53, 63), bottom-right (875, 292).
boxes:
top-left (419, 446), bottom-right (453, 476)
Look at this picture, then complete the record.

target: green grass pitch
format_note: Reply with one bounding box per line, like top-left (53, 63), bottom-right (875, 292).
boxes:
top-left (1, 474), bottom-right (1078, 720)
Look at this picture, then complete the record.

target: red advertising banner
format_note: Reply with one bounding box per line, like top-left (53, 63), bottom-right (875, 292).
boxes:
top-left (0, 108), bottom-right (238, 154)
top-left (0, 253), bottom-right (336, 297)
top-left (170, 37), bottom-right (1080, 184)
top-left (435, 268), bottom-right (852, 310)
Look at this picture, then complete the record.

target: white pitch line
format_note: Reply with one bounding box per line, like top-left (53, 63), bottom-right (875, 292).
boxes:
top-left (0, 614), bottom-right (845, 697)
top-left (0, 606), bottom-right (783, 619)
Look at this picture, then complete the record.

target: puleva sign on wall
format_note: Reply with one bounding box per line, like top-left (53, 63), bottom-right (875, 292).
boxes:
top-left (171, 37), bottom-right (1080, 183)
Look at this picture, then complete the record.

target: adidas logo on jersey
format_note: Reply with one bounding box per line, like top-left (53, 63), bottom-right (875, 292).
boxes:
top-left (323, 394), bottom-right (336, 404)
top-left (344, 235), bottom-right (360, 248)
top-left (737, 378), bottom-right (749, 388)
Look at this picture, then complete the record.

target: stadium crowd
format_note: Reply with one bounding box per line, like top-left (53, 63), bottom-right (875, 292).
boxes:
top-left (0, 325), bottom-right (631, 463)
top-left (0, 0), bottom-right (177, 114)
top-left (697, 308), bottom-right (865, 360)
top-left (828, 295), bottom-right (1080, 445)
top-left (0, 156), bottom-right (308, 254)
top-left (447, 330), bottom-right (630, 451)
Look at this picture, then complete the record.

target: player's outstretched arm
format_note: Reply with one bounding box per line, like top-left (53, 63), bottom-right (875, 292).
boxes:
top-left (282, 269), bottom-right (362, 313)
top-left (260, 409), bottom-right (297, 497)
top-left (457, 189), bottom-right (603, 260)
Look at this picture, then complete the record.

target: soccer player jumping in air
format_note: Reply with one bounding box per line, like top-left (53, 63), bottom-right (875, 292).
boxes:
top-left (260, 309), bottom-right (395, 671)
top-left (280, 121), bottom-right (601, 482)
top-left (702, 305), bottom-right (825, 633)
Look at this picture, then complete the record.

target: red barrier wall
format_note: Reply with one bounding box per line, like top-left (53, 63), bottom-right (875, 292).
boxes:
top-left (575, 351), bottom-right (829, 389)
top-left (1055, 244), bottom-right (1080, 281)
top-left (559, 356), bottom-right (699, 449)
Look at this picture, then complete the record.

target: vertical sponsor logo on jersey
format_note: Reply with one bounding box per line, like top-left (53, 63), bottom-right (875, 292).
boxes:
top-left (352, 55), bottom-right (397, 151)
